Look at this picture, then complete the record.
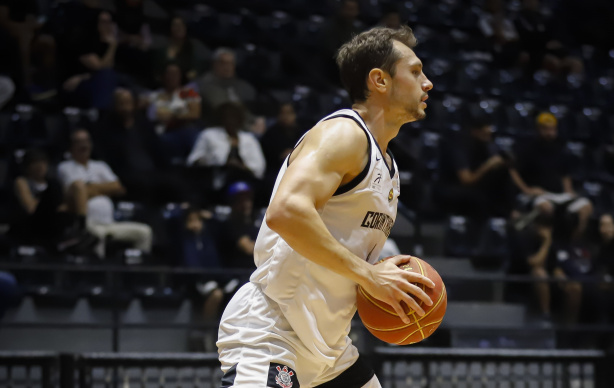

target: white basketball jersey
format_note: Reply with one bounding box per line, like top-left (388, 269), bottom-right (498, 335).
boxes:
top-left (249, 109), bottom-right (400, 365)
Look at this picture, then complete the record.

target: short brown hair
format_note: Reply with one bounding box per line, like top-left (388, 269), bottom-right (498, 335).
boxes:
top-left (336, 26), bottom-right (418, 103)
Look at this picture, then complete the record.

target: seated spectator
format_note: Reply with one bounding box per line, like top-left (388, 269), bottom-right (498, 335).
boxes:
top-left (514, 0), bottom-right (584, 76)
top-left (10, 149), bottom-right (94, 253)
top-left (594, 213), bottom-right (614, 321)
top-left (114, 0), bottom-right (152, 82)
top-left (28, 34), bottom-right (61, 109)
top-left (511, 113), bottom-right (593, 240)
top-left (196, 48), bottom-right (256, 114)
top-left (509, 215), bottom-right (555, 324)
top-left (260, 103), bottom-right (303, 176)
top-left (152, 16), bottom-right (208, 83)
top-left (477, 0), bottom-right (526, 68)
top-left (320, 0), bottom-right (363, 83)
top-left (435, 117), bottom-right (515, 218)
top-left (0, 272), bottom-right (18, 319)
top-left (378, 5), bottom-right (401, 29)
top-left (62, 10), bottom-right (118, 109)
top-left (98, 88), bottom-right (191, 205)
top-left (181, 207), bottom-right (223, 326)
top-left (218, 182), bottom-right (258, 269)
top-left (596, 214), bottom-right (614, 279)
top-left (58, 129), bottom-right (152, 258)
top-left (551, 240), bottom-right (601, 324)
top-left (187, 102), bottom-right (265, 192)
top-left (147, 62), bottom-right (201, 161)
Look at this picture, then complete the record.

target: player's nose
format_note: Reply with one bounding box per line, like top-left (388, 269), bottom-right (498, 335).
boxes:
top-left (422, 77), bottom-right (433, 92)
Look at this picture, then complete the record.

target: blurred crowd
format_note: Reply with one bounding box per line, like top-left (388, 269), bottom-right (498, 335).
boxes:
top-left (0, 0), bottom-right (613, 326)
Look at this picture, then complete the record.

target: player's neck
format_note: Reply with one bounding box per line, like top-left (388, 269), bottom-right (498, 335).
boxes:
top-left (352, 103), bottom-right (402, 153)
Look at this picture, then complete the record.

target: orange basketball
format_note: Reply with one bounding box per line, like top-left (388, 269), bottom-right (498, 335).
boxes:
top-left (356, 256), bottom-right (447, 345)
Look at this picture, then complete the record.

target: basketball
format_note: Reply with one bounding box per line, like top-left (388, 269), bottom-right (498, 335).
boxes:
top-left (356, 257), bottom-right (447, 345)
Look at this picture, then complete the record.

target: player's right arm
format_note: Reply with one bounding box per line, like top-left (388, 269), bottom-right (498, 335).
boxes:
top-left (266, 118), bottom-right (434, 323)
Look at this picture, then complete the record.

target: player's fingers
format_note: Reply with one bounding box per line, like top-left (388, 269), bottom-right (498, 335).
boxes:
top-left (398, 292), bottom-right (425, 317)
top-left (403, 271), bottom-right (436, 289)
top-left (388, 255), bottom-right (413, 266)
top-left (400, 281), bottom-right (433, 306)
top-left (389, 299), bottom-right (412, 324)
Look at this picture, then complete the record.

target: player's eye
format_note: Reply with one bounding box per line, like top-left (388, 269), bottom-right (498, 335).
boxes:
top-left (412, 70), bottom-right (420, 76)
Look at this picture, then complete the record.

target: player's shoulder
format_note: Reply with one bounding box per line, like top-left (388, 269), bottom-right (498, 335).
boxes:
top-left (307, 114), bottom-right (369, 149)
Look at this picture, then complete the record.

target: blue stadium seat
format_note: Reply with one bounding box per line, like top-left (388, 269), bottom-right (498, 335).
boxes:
top-left (472, 217), bottom-right (510, 270)
top-left (420, 131), bottom-right (441, 173)
top-left (581, 181), bottom-right (614, 215)
top-left (454, 61), bottom-right (493, 97)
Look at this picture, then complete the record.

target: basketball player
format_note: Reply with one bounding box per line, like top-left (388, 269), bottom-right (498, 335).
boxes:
top-left (218, 26), bottom-right (434, 388)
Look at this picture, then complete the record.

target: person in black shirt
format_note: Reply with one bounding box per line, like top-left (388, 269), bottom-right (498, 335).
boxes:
top-left (97, 88), bottom-right (191, 205)
top-left (509, 215), bottom-right (555, 324)
top-left (595, 213), bottom-right (614, 321)
top-left (63, 10), bottom-right (118, 109)
top-left (435, 117), bottom-right (515, 218)
top-left (511, 112), bottom-right (593, 239)
top-left (260, 103), bottom-right (304, 200)
top-left (219, 182), bottom-right (258, 269)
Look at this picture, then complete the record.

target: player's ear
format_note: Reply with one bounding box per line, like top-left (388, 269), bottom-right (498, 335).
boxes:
top-left (367, 68), bottom-right (388, 96)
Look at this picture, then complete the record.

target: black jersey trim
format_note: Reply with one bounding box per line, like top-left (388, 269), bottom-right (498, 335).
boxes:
top-left (314, 354), bottom-right (375, 388)
top-left (351, 110), bottom-right (396, 179)
top-left (220, 364), bottom-right (237, 387)
top-left (321, 114), bottom-right (372, 196)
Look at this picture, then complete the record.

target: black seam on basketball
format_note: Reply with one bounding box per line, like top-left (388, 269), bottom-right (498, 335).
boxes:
top-left (359, 284), bottom-right (447, 330)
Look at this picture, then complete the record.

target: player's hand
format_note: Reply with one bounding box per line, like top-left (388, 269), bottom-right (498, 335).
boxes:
top-left (363, 255), bottom-right (435, 324)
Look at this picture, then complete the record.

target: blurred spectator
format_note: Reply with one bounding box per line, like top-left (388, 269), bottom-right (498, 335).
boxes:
top-left (181, 207), bottom-right (219, 268)
top-left (594, 132), bottom-right (614, 178)
top-left (187, 102), bottom-right (265, 191)
top-left (378, 5), bottom-right (401, 29)
top-left (321, 0), bottom-right (362, 57)
top-left (63, 10), bottom-right (118, 109)
top-left (114, 0), bottom-right (151, 82)
top-left (147, 62), bottom-right (201, 161)
top-left (0, 271), bottom-right (18, 319)
top-left (595, 213), bottom-right (614, 322)
top-left (551, 241), bottom-right (600, 324)
top-left (260, 103), bottom-right (303, 175)
top-left (0, 75), bottom-right (15, 109)
top-left (596, 214), bottom-right (614, 279)
top-left (98, 88), bottom-right (191, 205)
top-left (196, 48), bottom-right (256, 114)
top-left (435, 117), bottom-right (515, 218)
top-left (28, 34), bottom-right (60, 109)
top-left (218, 182), bottom-right (258, 269)
top-left (57, 129), bottom-right (152, 258)
top-left (510, 216), bottom-right (555, 324)
top-left (511, 113), bottom-right (593, 240)
top-left (152, 16), bottom-right (208, 83)
top-left (0, 0), bottom-right (41, 87)
top-left (514, 0), bottom-right (584, 76)
top-left (477, 0), bottom-right (526, 68)
top-left (10, 149), bottom-right (94, 251)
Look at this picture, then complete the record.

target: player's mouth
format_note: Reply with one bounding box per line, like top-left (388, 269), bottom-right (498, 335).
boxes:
top-left (420, 94), bottom-right (428, 107)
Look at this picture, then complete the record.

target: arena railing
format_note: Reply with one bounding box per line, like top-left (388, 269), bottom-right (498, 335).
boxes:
top-left (372, 347), bottom-right (612, 388)
top-left (1, 350), bottom-right (612, 388)
top-left (0, 351), bottom-right (60, 388)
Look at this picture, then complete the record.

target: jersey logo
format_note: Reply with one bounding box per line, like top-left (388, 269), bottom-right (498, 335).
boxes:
top-left (275, 366), bottom-right (294, 388)
top-left (388, 188), bottom-right (394, 202)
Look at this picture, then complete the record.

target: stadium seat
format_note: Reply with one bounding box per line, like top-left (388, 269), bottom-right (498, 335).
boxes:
top-left (443, 215), bottom-right (480, 258)
top-left (472, 218), bottom-right (510, 270)
top-left (502, 101), bottom-right (536, 136)
top-left (581, 181), bottom-right (614, 215)
top-left (566, 141), bottom-right (590, 180)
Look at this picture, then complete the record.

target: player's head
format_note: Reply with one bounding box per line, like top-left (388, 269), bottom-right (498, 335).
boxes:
top-left (535, 112), bottom-right (558, 142)
top-left (336, 26), bottom-right (433, 123)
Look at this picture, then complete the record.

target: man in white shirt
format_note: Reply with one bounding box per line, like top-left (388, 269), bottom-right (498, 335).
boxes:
top-left (187, 102), bottom-right (265, 190)
top-left (57, 129), bottom-right (152, 258)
